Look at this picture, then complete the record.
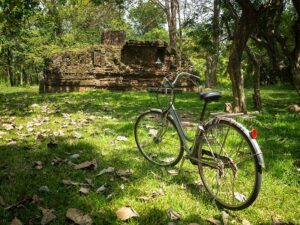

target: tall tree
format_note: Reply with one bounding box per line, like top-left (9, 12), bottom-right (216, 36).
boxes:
top-left (151, 0), bottom-right (178, 51)
top-left (292, 0), bottom-right (300, 95)
top-left (205, 0), bottom-right (220, 88)
top-left (0, 0), bottom-right (38, 86)
top-left (224, 0), bottom-right (268, 113)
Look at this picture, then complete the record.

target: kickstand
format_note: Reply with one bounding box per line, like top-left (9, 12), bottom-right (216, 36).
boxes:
top-left (178, 155), bottom-right (188, 174)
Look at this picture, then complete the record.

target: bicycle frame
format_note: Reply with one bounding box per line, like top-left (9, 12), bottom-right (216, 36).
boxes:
top-left (152, 97), bottom-right (247, 171)
top-left (151, 104), bottom-right (200, 155)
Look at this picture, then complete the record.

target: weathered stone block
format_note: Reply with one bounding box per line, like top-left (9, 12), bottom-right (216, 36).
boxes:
top-left (41, 35), bottom-right (194, 93)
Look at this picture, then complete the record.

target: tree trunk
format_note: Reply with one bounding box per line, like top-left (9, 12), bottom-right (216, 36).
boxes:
top-left (210, 0), bottom-right (220, 88)
top-left (246, 46), bottom-right (262, 110)
top-left (292, 0), bottom-right (300, 95)
top-left (164, 0), bottom-right (177, 51)
top-left (205, 55), bottom-right (212, 88)
top-left (6, 48), bottom-right (14, 86)
top-left (228, 9), bottom-right (259, 113)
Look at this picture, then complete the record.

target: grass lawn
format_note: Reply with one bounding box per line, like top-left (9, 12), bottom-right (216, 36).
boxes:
top-left (0, 85), bottom-right (299, 225)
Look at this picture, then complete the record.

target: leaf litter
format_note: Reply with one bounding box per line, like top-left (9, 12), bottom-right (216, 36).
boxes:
top-left (207, 217), bottom-right (221, 225)
top-left (79, 187), bottom-right (90, 194)
top-left (74, 160), bottom-right (97, 170)
top-left (96, 167), bottom-right (115, 176)
top-left (116, 206), bottom-right (139, 221)
top-left (168, 208), bottom-right (181, 221)
top-left (66, 208), bottom-right (93, 225)
top-left (39, 207), bottom-right (56, 225)
top-left (96, 184), bottom-right (107, 193)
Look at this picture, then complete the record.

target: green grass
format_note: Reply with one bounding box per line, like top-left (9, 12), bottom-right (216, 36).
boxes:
top-left (0, 85), bottom-right (299, 225)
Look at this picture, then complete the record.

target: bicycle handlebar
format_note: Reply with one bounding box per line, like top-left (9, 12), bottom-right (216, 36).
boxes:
top-left (162, 72), bottom-right (200, 88)
top-left (158, 72), bottom-right (201, 113)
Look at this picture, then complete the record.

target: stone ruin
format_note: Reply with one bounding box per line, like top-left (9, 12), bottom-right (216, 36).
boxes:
top-left (40, 31), bottom-right (194, 92)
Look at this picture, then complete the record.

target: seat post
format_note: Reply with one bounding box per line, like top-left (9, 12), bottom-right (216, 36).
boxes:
top-left (200, 101), bottom-right (208, 122)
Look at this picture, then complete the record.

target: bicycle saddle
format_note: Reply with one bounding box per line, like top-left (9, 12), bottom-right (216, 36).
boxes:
top-left (199, 92), bottom-right (221, 103)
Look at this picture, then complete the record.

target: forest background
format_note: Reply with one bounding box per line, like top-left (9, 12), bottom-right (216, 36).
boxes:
top-left (1, 0), bottom-right (300, 113)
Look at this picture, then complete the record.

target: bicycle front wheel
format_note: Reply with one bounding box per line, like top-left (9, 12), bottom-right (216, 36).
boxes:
top-left (198, 118), bottom-right (262, 210)
top-left (134, 110), bottom-right (183, 166)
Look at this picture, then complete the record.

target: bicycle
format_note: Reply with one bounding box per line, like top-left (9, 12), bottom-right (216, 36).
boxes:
top-left (134, 72), bottom-right (265, 210)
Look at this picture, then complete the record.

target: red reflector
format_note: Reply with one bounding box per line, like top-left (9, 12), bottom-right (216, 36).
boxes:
top-left (250, 129), bottom-right (257, 139)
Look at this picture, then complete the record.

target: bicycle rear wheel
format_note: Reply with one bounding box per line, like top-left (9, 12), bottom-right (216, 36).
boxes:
top-left (198, 118), bottom-right (262, 210)
top-left (134, 110), bottom-right (183, 166)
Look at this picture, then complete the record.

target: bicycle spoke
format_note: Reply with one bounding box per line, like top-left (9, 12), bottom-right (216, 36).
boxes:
top-left (198, 119), bottom-right (261, 210)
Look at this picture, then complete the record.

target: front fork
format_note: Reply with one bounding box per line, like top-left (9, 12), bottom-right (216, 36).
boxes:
top-left (154, 111), bottom-right (170, 143)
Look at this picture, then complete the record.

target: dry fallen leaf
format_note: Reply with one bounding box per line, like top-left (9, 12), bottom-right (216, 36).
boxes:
top-left (74, 160), bottom-right (97, 170)
top-left (116, 169), bottom-right (133, 177)
top-left (207, 217), bottom-right (221, 225)
top-left (221, 211), bottom-right (229, 225)
top-left (242, 219), bottom-right (251, 225)
top-left (39, 207), bottom-right (56, 225)
top-left (137, 196), bottom-right (153, 202)
top-left (167, 169), bottom-right (179, 176)
top-left (148, 129), bottom-right (158, 136)
top-left (168, 208), bottom-right (181, 221)
top-left (53, 130), bottom-right (65, 137)
top-left (0, 131), bottom-right (7, 136)
top-left (188, 223), bottom-right (200, 225)
top-left (30, 103), bottom-right (40, 108)
top-left (79, 187), bottom-right (90, 194)
top-left (152, 188), bottom-right (165, 197)
top-left (116, 206), bottom-right (139, 221)
top-left (85, 178), bottom-right (93, 186)
top-left (96, 184), bottom-right (107, 193)
top-left (116, 136), bottom-right (128, 141)
top-left (70, 154), bottom-right (80, 159)
top-left (66, 208), bottom-right (93, 225)
top-left (3, 123), bottom-right (14, 131)
top-left (234, 192), bottom-right (247, 202)
top-left (7, 140), bottom-right (17, 145)
top-left (62, 113), bottom-right (70, 118)
top-left (10, 217), bottom-right (22, 225)
top-left (39, 186), bottom-right (50, 193)
top-left (294, 160), bottom-right (300, 172)
top-left (72, 132), bottom-right (82, 139)
top-left (32, 194), bottom-right (43, 204)
top-left (96, 167), bottom-right (115, 176)
top-left (271, 217), bottom-right (289, 225)
top-left (106, 193), bottom-right (113, 200)
top-left (27, 127), bottom-right (34, 132)
top-left (86, 115), bottom-right (96, 121)
top-left (33, 161), bottom-right (43, 170)
top-left (62, 179), bottom-right (89, 187)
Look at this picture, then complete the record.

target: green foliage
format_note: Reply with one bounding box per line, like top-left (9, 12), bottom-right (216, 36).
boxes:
top-left (0, 0), bottom-right (129, 86)
top-left (129, 1), bottom-right (166, 35)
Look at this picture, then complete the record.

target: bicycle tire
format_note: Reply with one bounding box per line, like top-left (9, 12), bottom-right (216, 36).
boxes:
top-left (134, 110), bottom-right (184, 167)
top-left (198, 117), bottom-right (262, 210)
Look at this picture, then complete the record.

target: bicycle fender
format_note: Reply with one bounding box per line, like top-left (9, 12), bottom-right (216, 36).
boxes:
top-left (207, 117), bottom-right (265, 169)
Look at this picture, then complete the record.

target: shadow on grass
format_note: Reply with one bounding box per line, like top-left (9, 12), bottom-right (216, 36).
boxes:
top-left (0, 133), bottom-right (216, 225)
